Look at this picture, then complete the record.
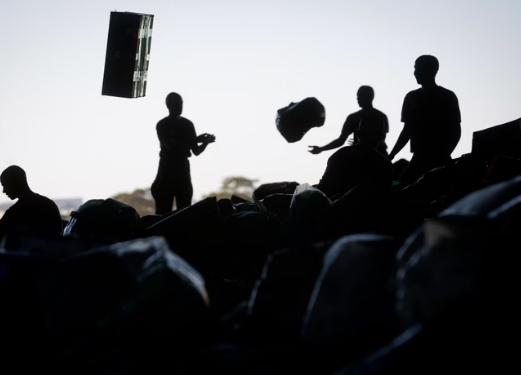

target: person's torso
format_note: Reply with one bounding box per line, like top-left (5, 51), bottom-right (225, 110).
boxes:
top-left (325, 146), bottom-right (392, 195)
top-left (406, 87), bottom-right (460, 153)
top-left (349, 108), bottom-right (389, 143)
top-left (2, 194), bottom-right (62, 238)
top-left (157, 116), bottom-right (194, 159)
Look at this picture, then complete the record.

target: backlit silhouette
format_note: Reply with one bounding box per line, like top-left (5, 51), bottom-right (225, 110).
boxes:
top-left (389, 55), bottom-right (461, 182)
top-left (0, 165), bottom-right (62, 242)
top-left (309, 86), bottom-right (389, 156)
top-left (151, 93), bottom-right (216, 215)
top-left (317, 115), bottom-right (393, 200)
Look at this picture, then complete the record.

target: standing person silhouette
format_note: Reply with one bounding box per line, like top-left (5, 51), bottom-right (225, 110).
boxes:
top-left (151, 93), bottom-right (215, 215)
top-left (309, 86), bottom-right (389, 156)
top-left (389, 55), bottom-right (461, 182)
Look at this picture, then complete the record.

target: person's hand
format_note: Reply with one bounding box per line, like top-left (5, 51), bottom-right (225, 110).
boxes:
top-left (203, 133), bottom-right (216, 144)
top-left (198, 133), bottom-right (216, 144)
top-left (308, 146), bottom-right (322, 155)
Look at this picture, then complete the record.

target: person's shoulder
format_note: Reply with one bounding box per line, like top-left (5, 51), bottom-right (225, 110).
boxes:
top-left (343, 112), bottom-right (361, 129)
top-left (437, 86), bottom-right (458, 99)
top-left (179, 116), bottom-right (193, 125)
top-left (156, 117), bottom-right (169, 129)
top-left (437, 86), bottom-right (455, 94)
top-left (372, 108), bottom-right (388, 119)
top-left (34, 193), bottom-right (53, 203)
top-left (405, 88), bottom-right (422, 99)
top-left (178, 116), bottom-right (195, 130)
top-left (330, 145), bottom-right (354, 159)
top-left (29, 193), bottom-right (58, 209)
top-left (2, 201), bottom-right (18, 215)
top-left (347, 110), bottom-right (363, 120)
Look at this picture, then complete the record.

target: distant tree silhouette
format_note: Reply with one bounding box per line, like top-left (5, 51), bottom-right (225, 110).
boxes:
top-left (112, 188), bottom-right (155, 217)
top-left (113, 177), bottom-right (258, 215)
top-left (204, 176), bottom-right (258, 201)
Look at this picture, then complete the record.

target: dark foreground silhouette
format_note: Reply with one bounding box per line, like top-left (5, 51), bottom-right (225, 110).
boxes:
top-left (0, 166), bottom-right (62, 243)
top-left (151, 92), bottom-right (215, 215)
top-left (3, 53), bottom-right (521, 375)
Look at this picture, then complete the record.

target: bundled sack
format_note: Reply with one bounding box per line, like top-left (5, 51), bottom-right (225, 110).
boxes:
top-left (336, 224), bottom-right (517, 375)
top-left (0, 251), bottom-right (59, 373)
top-left (276, 97), bottom-right (325, 143)
top-left (145, 197), bottom-right (227, 270)
top-left (471, 118), bottom-right (521, 162)
top-left (260, 193), bottom-right (293, 216)
top-left (225, 205), bottom-right (274, 266)
top-left (244, 241), bottom-right (332, 344)
top-left (332, 325), bottom-right (437, 375)
top-left (485, 154), bottom-right (521, 185)
top-left (289, 183), bottom-right (331, 219)
top-left (397, 175), bottom-right (521, 266)
top-left (333, 322), bottom-right (501, 375)
top-left (253, 181), bottom-right (300, 201)
top-left (395, 217), bottom-right (493, 329)
top-left (302, 235), bottom-right (400, 357)
top-left (439, 175), bottom-right (521, 218)
top-left (4, 235), bottom-right (109, 256)
top-left (63, 198), bottom-right (140, 241)
top-left (37, 236), bottom-right (211, 374)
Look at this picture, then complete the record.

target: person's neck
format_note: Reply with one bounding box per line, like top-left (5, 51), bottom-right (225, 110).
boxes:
top-left (17, 188), bottom-right (33, 200)
top-left (361, 104), bottom-right (373, 110)
top-left (421, 81), bottom-right (438, 90)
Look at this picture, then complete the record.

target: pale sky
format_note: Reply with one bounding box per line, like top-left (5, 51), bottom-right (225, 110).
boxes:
top-left (1, 0), bottom-right (520, 206)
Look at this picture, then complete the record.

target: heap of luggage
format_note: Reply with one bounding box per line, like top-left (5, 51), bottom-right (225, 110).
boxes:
top-left (1, 120), bottom-right (520, 374)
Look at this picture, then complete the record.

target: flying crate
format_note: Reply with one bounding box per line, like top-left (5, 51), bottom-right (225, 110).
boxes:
top-left (102, 11), bottom-right (154, 98)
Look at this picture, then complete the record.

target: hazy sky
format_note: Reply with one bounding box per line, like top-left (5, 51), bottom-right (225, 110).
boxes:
top-left (1, 0), bottom-right (520, 205)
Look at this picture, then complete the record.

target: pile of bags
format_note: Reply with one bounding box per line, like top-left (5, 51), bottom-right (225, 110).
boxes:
top-left (1, 120), bottom-right (521, 374)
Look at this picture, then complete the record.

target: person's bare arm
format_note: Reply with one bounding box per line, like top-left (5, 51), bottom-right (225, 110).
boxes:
top-left (192, 133), bottom-right (216, 156)
top-left (309, 132), bottom-right (349, 155)
top-left (309, 114), bottom-right (354, 154)
top-left (389, 123), bottom-right (411, 160)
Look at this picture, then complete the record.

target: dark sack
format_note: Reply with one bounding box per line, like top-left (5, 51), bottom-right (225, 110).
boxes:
top-left (276, 97), bottom-right (326, 143)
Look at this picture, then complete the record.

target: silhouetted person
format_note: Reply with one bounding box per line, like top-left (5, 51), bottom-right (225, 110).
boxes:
top-left (389, 55), bottom-right (461, 182)
top-left (317, 115), bottom-right (393, 200)
top-left (309, 86), bottom-right (389, 157)
top-left (0, 166), bottom-right (62, 243)
top-left (151, 93), bottom-right (215, 215)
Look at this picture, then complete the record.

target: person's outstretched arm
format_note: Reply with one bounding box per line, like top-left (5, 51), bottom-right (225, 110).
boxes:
top-left (389, 123), bottom-right (410, 160)
top-left (309, 133), bottom-right (349, 155)
top-left (309, 115), bottom-right (353, 154)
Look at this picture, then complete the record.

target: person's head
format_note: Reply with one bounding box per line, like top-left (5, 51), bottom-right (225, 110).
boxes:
top-left (414, 55), bottom-right (439, 85)
top-left (357, 115), bottom-right (386, 148)
top-left (166, 92), bottom-right (183, 115)
top-left (1, 166), bottom-right (30, 200)
top-left (357, 86), bottom-right (375, 108)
